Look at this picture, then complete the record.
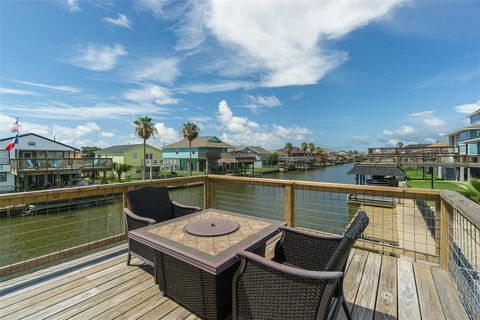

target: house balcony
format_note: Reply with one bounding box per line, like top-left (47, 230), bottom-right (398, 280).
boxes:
top-left (0, 176), bottom-right (477, 319)
top-left (145, 159), bottom-right (162, 167)
top-left (10, 157), bottom-right (113, 175)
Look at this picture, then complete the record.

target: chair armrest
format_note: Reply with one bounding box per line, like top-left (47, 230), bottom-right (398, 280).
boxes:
top-left (238, 251), bottom-right (343, 280)
top-left (172, 201), bottom-right (201, 217)
top-left (124, 208), bottom-right (156, 231)
top-left (274, 227), bottom-right (343, 270)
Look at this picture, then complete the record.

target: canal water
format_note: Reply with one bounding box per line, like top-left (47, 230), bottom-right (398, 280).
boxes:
top-left (0, 163), bottom-right (355, 268)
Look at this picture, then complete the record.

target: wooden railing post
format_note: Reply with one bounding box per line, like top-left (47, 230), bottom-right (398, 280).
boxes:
top-left (284, 183), bottom-right (295, 227)
top-left (440, 198), bottom-right (452, 269)
top-left (204, 177), bottom-right (211, 209)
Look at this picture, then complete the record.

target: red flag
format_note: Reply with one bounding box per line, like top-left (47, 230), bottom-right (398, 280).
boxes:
top-left (5, 134), bottom-right (18, 151)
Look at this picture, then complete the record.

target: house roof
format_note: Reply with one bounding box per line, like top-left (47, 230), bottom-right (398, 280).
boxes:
top-left (347, 164), bottom-right (405, 177)
top-left (427, 141), bottom-right (448, 148)
top-left (467, 107), bottom-right (480, 118)
top-left (98, 143), bottom-right (161, 153)
top-left (445, 123), bottom-right (480, 136)
top-left (0, 133), bottom-right (79, 151)
top-left (163, 136), bottom-right (233, 149)
top-left (276, 147), bottom-right (311, 154)
top-left (244, 146), bottom-right (271, 155)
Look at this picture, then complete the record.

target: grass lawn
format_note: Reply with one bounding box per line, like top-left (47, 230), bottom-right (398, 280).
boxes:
top-left (404, 167), bottom-right (441, 180)
top-left (407, 180), bottom-right (469, 192)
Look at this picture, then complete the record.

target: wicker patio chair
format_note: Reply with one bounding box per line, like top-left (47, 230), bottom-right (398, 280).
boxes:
top-left (232, 250), bottom-right (344, 320)
top-left (272, 211), bottom-right (369, 320)
top-left (124, 186), bottom-right (201, 266)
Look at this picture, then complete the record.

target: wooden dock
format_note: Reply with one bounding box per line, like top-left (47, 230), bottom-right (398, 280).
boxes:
top-left (0, 243), bottom-right (468, 320)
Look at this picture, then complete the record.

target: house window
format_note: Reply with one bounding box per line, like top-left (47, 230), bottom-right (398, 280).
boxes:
top-left (136, 169), bottom-right (141, 174)
top-left (132, 153), bottom-right (137, 160)
top-left (0, 172), bottom-right (6, 182)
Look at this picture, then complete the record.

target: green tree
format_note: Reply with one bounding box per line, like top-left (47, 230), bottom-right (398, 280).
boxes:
top-left (284, 142), bottom-right (293, 156)
top-left (81, 146), bottom-right (100, 157)
top-left (308, 142), bottom-right (316, 154)
top-left (266, 152), bottom-right (279, 166)
top-left (300, 142), bottom-right (308, 152)
top-left (397, 141), bottom-right (404, 148)
top-left (180, 122), bottom-right (200, 176)
top-left (134, 116), bottom-right (158, 180)
top-left (112, 162), bottom-right (132, 182)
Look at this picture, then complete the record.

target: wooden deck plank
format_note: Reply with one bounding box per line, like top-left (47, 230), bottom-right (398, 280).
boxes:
top-left (115, 295), bottom-right (169, 319)
top-left (397, 259), bottom-right (421, 320)
top-left (8, 267), bottom-right (144, 319)
top-left (338, 249), bottom-right (369, 319)
top-left (0, 261), bottom-right (130, 317)
top-left (0, 255), bottom-right (126, 306)
top-left (430, 268), bottom-right (469, 320)
top-left (92, 284), bottom-right (161, 320)
top-left (352, 252), bottom-right (382, 320)
top-left (69, 278), bottom-right (154, 320)
top-left (161, 306), bottom-right (193, 320)
top-left (0, 243), bottom-right (127, 289)
top-left (137, 299), bottom-right (179, 320)
top-left (374, 255), bottom-right (397, 320)
top-left (414, 262), bottom-right (446, 320)
top-left (46, 270), bottom-right (153, 320)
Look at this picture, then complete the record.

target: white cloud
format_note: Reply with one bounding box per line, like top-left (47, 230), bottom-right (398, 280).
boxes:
top-left (382, 125), bottom-right (415, 136)
top-left (65, 0), bottom-right (80, 12)
top-left (123, 85), bottom-right (178, 105)
top-left (0, 114), bottom-right (50, 136)
top-left (454, 101), bottom-right (480, 114)
top-left (216, 100), bottom-right (311, 148)
top-left (0, 87), bottom-right (38, 95)
top-left (101, 132), bottom-right (115, 138)
top-left (154, 123), bottom-right (179, 144)
top-left (197, 1), bottom-right (404, 87)
top-left (69, 43), bottom-right (127, 71)
top-left (174, 2), bottom-right (208, 51)
top-left (135, 0), bottom-right (167, 17)
top-left (52, 122), bottom-right (100, 139)
top-left (103, 14), bottom-right (133, 30)
top-left (1, 101), bottom-right (169, 120)
top-left (409, 110), bottom-right (446, 127)
top-left (181, 81), bottom-right (254, 93)
top-left (131, 57), bottom-right (180, 84)
top-left (246, 95), bottom-right (281, 107)
top-left (9, 79), bottom-right (80, 93)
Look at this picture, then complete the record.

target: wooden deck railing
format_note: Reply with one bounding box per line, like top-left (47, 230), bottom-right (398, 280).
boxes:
top-left (0, 175), bottom-right (478, 317)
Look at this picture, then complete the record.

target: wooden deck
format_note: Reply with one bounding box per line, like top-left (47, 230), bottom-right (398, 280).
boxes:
top-left (0, 244), bottom-right (468, 320)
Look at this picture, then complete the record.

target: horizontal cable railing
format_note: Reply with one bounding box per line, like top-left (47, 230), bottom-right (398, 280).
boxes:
top-left (441, 191), bottom-right (480, 318)
top-left (0, 176), bottom-right (206, 278)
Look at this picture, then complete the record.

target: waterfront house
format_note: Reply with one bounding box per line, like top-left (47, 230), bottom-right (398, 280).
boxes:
top-left (162, 136), bottom-right (233, 173)
top-left (96, 144), bottom-right (162, 179)
top-left (276, 146), bottom-right (315, 170)
top-left (0, 133), bottom-right (111, 192)
top-left (446, 109), bottom-right (480, 180)
top-left (239, 146), bottom-right (271, 167)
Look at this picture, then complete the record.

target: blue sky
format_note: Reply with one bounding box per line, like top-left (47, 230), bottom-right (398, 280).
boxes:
top-left (0, 0), bottom-right (479, 151)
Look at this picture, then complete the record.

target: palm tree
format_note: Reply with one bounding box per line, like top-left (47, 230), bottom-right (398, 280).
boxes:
top-left (284, 142), bottom-right (293, 156)
top-left (308, 142), bottom-right (316, 154)
top-left (134, 116), bottom-right (158, 180)
top-left (181, 122), bottom-right (200, 176)
top-left (397, 141), bottom-right (404, 148)
top-left (315, 147), bottom-right (325, 155)
top-left (112, 162), bottom-right (132, 182)
top-left (300, 142), bottom-right (308, 152)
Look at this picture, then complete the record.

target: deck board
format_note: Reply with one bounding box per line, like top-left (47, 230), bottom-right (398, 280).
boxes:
top-left (0, 245), bottom-right (467, 320)
top-left (413, 262), bottom-right (446, 320)
top-left (374, 255), bottom-right (398, 320)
